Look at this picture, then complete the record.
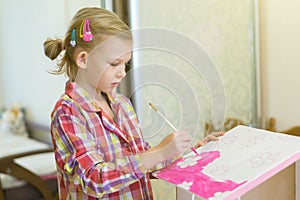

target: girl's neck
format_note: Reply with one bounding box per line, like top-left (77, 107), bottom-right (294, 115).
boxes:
top-left (74, 79), bottom-right (106, 101)
top-left (96, 92), bottom-right (116, 121)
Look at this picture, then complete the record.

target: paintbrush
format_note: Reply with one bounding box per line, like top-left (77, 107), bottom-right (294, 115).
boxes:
top-left (148, 102), bottom-right (198, 156)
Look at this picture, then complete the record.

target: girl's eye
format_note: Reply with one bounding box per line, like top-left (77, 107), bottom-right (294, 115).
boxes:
top-left (110, 61), bottom-right (131, 67)
top-left (110, 62), bottom-right (119, 67)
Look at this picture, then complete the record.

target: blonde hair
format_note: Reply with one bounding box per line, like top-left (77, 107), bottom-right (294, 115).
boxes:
top-left (44, 7), bottom-right (132, 81)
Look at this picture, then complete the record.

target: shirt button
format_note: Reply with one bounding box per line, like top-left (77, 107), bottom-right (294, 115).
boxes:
top-left (123, 143), bottom-right (128, 147)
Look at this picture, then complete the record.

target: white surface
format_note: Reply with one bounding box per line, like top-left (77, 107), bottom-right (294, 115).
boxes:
top-left (155, 126), bottom-right (300, 200)
top-left (0, 132), bottom-right (49, 158)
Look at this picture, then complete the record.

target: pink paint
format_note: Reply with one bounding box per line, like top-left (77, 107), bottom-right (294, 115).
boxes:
top-left (155, 151), bottom-right (246, 199)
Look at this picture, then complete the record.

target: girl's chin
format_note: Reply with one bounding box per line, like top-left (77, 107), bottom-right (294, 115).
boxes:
top-left (100, 88), bottom-right (116, 94)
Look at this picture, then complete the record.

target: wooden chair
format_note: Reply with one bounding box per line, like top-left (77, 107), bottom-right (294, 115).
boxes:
top-left (0, 121), bottom-right (58, 200)
top-left (205, 117), bottom-right (245, 135)
top-left (268, 117), bottom-right (300, 136)
top-left (0, 149), bottom-right (58, 200)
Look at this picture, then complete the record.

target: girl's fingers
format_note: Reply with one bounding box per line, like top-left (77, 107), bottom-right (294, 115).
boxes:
top-left (212, 131), bottom-right (224, 137)
top-left (194, 132), bottom-right (225, 148)
top-left (194, 141), bottom-right (207, 149)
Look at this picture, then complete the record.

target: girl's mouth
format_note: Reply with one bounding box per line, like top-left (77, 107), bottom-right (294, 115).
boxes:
top-left (111, 82), bottom-right (119, 87)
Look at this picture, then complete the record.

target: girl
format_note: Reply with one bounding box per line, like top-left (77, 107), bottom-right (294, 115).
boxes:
top-left (44, 7), bottom-right (221, 200)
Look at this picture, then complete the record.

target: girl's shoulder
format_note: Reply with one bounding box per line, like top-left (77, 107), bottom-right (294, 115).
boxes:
top-left (51, 94), bottom-right (75, 116)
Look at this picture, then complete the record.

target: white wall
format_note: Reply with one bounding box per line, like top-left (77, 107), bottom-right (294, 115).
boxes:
top-left (0, 0), bottom-right (100, 126)
top-left (260, 0), bottom-right (300, 130)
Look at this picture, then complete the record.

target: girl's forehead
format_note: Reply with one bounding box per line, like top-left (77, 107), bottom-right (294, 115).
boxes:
top-left (109, 52), bottom-right (132, 62)
top-left (90, 37), bottom-right (132, 57)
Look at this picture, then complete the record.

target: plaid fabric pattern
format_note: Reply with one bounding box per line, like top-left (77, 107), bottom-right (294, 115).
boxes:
top-left (51, 82), bottom-right (153, 200)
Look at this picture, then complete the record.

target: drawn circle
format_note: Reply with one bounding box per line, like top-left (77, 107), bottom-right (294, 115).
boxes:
top-left (124, 28), bottom-right (226, 146)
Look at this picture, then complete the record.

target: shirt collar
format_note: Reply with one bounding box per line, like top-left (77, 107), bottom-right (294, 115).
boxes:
top-left (65, 82), bottom-right (100, 112)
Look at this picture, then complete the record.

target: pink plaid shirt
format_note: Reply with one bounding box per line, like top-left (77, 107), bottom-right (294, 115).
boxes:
top-left (51, 82), bottom-right (153, 199)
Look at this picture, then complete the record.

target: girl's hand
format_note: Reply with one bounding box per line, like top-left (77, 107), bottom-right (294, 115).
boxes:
top-left (139, 130), bottom-right (191, 170)
top-left (194, 131), bottom-right (224, 149)
top-left (158, 130), bottom-right (192, 160)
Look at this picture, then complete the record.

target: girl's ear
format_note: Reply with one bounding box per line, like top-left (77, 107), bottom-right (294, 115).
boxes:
top-left (76, 51), bottom-right (88, 69)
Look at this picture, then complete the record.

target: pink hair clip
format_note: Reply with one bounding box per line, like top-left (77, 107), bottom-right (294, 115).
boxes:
top-left (80, 18), bottom-right (93, 42)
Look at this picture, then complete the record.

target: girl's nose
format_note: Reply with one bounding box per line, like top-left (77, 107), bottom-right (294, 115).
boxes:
top-left (116, 67), bottom-right (126, 78)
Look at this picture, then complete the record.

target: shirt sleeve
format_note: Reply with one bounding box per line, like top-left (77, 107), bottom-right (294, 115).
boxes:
top-left (52, 111), bottom-right (147, 198)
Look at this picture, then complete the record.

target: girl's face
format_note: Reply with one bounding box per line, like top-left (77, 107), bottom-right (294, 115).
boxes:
top-left (77, 36), bottom-right (132, 97)
top-left (97, 50), bottom-right (131, 93)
